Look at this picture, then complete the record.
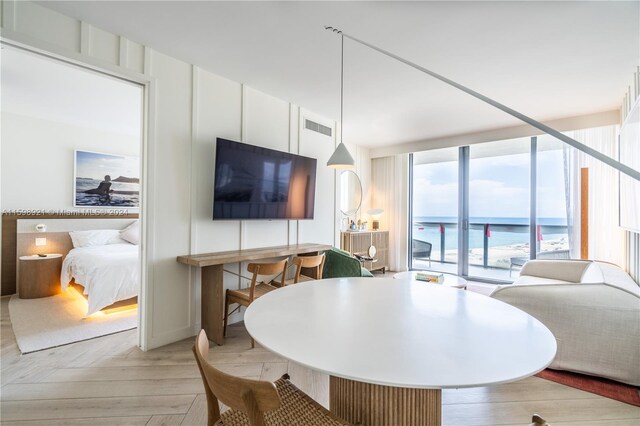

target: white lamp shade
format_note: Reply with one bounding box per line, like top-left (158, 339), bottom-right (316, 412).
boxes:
top-left (367, 208), bottom-right (384, 218)
top-left (327, 142), bottom-right (355, 169)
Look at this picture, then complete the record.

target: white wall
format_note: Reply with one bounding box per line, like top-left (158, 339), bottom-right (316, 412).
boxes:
top-left (1, 112), bottom-right (139, 211)
top-left (620, 66), bottom-right (639, 284)
top-left (338, 138), bottom-right (372, 240)
top-left (370, 110), bottom-right (620, 159)
top-left (0, 0), bottom-right (361, 348)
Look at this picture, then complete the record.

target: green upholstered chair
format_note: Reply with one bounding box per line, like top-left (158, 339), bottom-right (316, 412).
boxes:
top-left (322, 248), bottom-right (374, 279)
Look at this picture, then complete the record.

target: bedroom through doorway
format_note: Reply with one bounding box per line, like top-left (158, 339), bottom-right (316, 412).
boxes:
top-left (1, 45), bottom-right (145, 354)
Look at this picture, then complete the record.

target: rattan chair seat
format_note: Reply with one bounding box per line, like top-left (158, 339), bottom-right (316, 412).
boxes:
top-left (218, 375), bottom-right (351, 426)
top-left (272, 275), bottom-right (314, 287)
top-left (227, 283), bottom-right (276, 302)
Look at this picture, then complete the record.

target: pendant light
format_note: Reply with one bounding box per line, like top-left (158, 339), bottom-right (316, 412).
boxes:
top-left (327, 32), bottom-right (355, 169)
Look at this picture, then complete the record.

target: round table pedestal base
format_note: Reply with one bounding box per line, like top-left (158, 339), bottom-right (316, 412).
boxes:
top-left (329, 376), bottom-right (441, 426)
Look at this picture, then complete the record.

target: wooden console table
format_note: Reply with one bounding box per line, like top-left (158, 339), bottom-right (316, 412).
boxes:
top-left (341, 230), bottom-right (389, 272)
top-left (177, 243), bottom-right (332, 345)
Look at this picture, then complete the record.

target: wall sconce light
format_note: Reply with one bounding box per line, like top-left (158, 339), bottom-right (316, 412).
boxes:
top-left (367, 209), bottom-right (384, 230)
top-left (35, 224), bottom-right (47, 232)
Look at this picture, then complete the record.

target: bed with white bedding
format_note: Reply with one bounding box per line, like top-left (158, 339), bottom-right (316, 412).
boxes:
top-left (61, 243), bottom-right (139, 315)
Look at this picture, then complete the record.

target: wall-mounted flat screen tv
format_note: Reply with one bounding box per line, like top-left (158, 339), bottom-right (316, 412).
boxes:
top-left (213, 138), bottom-right (317, 220)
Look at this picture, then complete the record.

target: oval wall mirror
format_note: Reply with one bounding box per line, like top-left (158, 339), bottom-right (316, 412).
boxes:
top-left (339, 170), bottom-right (362, 216)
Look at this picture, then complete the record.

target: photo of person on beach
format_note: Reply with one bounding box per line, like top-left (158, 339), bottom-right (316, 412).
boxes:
top-left (74, 150), bottom-right (140, 208)
top-left (85, 175), bottom-right (113, 195)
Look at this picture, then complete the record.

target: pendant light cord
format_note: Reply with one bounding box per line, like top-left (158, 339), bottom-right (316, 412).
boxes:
top-left (325, 25), bottom-right (640, 181)
top-left (340, 33), bottom-right (344, 144)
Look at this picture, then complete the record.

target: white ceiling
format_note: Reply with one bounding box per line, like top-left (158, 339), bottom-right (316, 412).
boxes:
top-left (1, 47), bottom-right (143, 136)
top-left (40, 1), bottom-right (639, 148)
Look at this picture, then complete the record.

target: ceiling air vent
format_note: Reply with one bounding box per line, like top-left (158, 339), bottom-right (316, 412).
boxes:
top-left (305, 119), bottom-right (332, 137)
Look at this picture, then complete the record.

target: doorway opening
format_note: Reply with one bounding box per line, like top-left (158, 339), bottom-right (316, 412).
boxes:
top-left (1, 44), bottom-right (146, 352)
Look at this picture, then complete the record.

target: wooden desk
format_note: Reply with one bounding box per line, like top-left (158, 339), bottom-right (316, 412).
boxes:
top-left (177, 243), bottom-right (332, 345)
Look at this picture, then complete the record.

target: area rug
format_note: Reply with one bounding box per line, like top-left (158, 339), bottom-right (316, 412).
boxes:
top-left (536, 369), bottom-right (640, 406)
top-left (8, 289), bottom-right (137, 354)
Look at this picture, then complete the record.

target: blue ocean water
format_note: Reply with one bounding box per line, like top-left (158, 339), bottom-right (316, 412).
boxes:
top-left (75, 178), bottom-right (139, 207)
top-left (413, 216), bottom-right (567, 251)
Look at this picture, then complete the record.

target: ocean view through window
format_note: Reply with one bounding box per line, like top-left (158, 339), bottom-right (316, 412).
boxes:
top-left (411, 138), bottom-right (570, 281)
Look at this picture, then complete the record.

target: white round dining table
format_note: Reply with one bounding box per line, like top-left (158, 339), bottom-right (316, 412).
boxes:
top-left (244, 277), bottom-right (556, 426)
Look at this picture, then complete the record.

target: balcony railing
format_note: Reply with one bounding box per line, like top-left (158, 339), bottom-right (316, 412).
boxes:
top-left (412, 220), bottom-right (570, 271)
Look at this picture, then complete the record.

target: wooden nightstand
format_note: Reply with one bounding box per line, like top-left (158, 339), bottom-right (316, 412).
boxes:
top-left (18, 254), bottom-right (63, 299)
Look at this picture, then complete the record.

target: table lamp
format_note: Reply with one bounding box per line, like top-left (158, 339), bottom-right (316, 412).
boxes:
top-left (367, 209), bottom-right (384, 230)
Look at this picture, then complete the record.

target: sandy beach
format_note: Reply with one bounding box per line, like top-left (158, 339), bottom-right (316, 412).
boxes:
top-left (426, 237), bottom-right (570, 269)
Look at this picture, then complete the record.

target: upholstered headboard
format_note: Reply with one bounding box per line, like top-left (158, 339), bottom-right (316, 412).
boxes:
top-left (1, 213), bottom-right (138, 296)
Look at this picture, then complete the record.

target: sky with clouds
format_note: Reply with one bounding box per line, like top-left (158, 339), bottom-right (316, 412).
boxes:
top-left (413, 149), bottom-right (566, 220)
top-left (76, 150), bottom-right (139, 180)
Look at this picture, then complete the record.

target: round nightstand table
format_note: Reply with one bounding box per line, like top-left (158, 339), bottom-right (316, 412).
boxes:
top-left (393, 270), bottom-right (468, 289)
top-left (18, 254), bottom-right (63, 299)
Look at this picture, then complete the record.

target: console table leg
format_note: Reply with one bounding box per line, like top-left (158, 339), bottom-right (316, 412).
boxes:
top-left (201, 264), bottom-right (224, 345)
top-left (329, 376), bottom-right (441, 426)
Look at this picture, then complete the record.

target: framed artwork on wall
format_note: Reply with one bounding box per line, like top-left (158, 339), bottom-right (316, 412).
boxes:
top-left (74, 150), bottom-right (140, 208)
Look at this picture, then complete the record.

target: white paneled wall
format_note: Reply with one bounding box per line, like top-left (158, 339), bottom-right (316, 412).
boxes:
top-left (299, 109), bottom-right (337, 246)
top-left (191, 68), bottom-right (242, 254)
top-left (620, 66), bottom-right (640, 284)
top-left (337, 138), bottom-right (372, 242)
top-left (0, 0), bottom-right (367, 348)
top-left (146, 50), bottom-right (193, 342)
top-left (241, 87), bottom-right (291, 250)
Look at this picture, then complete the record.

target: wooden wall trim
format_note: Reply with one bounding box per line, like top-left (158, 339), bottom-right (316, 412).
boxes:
top-left (1, 217), bottom-right (18, 296)
top-left (580, 168), bottom-right (589, 260)
top-left (1, 213), bottom-right (138, 296)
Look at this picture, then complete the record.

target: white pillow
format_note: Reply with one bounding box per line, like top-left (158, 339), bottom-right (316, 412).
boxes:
top-left (69, 229), bottom-right (126, 248)
top-left (119, 220), bottom-right (140, 245)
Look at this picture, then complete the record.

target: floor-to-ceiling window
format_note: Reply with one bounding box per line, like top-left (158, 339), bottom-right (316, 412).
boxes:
top-left (536, 136), bottom-right (570, 258)
top-left (410, 148), bottom-right (459, 273)
top-left (468, 139), bottom-right (530, 280)
top-left (410, 136), bottom-right (572, 282)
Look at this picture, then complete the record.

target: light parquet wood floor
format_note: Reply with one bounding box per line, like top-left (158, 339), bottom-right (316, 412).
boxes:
top-left (1, 296), bottom-right (639, 425)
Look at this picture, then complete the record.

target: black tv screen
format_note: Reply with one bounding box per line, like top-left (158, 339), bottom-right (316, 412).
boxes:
top-left (213, 138), bottom-right (317, 220)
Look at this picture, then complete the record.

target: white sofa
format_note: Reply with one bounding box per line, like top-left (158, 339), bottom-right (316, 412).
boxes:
top-left (473, 260), bottom-right (640, 386)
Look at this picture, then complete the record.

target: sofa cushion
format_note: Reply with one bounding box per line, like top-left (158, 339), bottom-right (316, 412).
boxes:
top-left (519, 260), bottom-right (599, 283)
top-left (517, 260), bottom-right (637, 295)
top-left (580, 262), bottom-right (605, 283)
top-left (466, 282), bottom-right (501, 296)
top-left (597, 262), bottom-right (640, 297)
top-left (514, 276), bottom-right (574, 286)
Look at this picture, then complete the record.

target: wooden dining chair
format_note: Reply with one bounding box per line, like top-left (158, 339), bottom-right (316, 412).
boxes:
top-left (530, 414), bottom-right (550, 425)
top-left (223, 259), bottom-right (288, 348)
top-left (193, 329), bottom-right (352, 426)
top-left (272, 254), bottom-right (326, 287)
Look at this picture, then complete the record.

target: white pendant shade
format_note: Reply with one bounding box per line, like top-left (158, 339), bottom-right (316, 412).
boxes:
top-left (327, 142), bottom-right (355, 169)
top-left (327, 33), bottom-right (355, 170)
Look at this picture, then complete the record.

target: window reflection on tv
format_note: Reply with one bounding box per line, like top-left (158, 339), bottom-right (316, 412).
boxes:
top-left (213, 138), bottom-right (317, 220)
